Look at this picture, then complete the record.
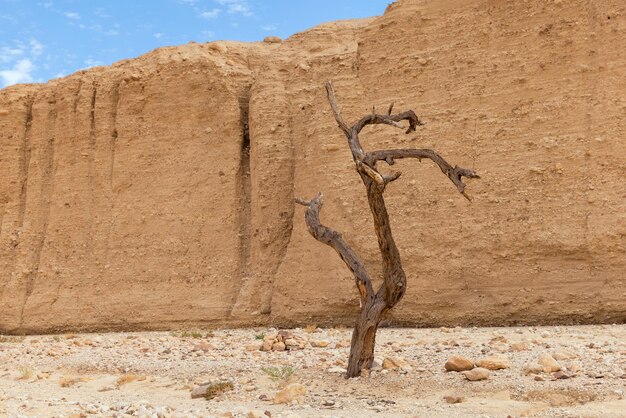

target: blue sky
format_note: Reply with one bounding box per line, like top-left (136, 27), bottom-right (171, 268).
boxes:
top-left (0, 0), bottom-right (392, 88)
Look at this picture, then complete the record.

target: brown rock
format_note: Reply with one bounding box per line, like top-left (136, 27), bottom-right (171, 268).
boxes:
top-left (538, 353), bottom-right (561, 373)
top-left (191, 384), bottom-right (209, 399)
top-left (271, 342), bottom-right (286, 351)
top-left (510, 341), bottom-right (531, 352)
top-left (462, 367), bottom-right (490, 381)
top-left (524, 363), bottom-right (544, 375)
top-left (553, 349), bottom-right (578, 360)
top-left (443, 395), bottom-right (464, 404)
top-left (273, 383), bottom-right (307, 404)
top-left (311, 340), bottom-right (330, 348)
top-left (476, 355), bottom-right (510, 370)
top-left (445, 356), bottom-right (474, 372)
top-left (382, 357), bottom-right (410, 370)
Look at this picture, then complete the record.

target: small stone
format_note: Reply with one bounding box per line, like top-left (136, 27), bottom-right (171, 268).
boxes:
top-left (445, 356), bottom-right (474, 372)
top-left (510, 341), bottom-right (530, 351)
top-left (245, 344), bottom-right (260, 352)
top-left (273, 383), bottom-right (307, 404)
top-left (247, 410), bottom-right (266, 418)
top-left (524, 363), bottom-right (544, 375)
top-left (272, 342), bottom-right (286, 351)
top-left (538, 353), bottom-right (561, 373)
top-left (553, 350), bottom-right (577, 361)
top-left (311, 340), bottom-right (330, 348)
top-left (326, 366), bottom-right (345, 374)
top-left (462, 367), bottom-right (490, 381)
top-left (322, 400), bottom-right (335, 406)
top-left (334, 341), bottom-right (350, 349)
top-left (443, 395), bottom-right (464, 404)
top-left (191, 385), bottom-right (209, 399)
top-left (552, 371), bottom-right (573, 380)
top-left (263, 36), bottom-right (282, 44)
top-left (382, 357), bottom-right (410, 370)
top-left (261, 340), bottom-right (273, 351)
top-left (534, 375), bottom-right (545, 381)
top-left (192, 342), bottom-right (213, 352)
top-left (476, 355), bottom-right (510, 370)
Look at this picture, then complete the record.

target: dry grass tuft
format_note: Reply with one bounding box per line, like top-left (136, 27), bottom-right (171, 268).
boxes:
top-left (58, 376), bottom-right (89, 387)
top-left (116, 373), bottom-right (146, 387)
top-left (17, 366), bottom-right (33, 380)
top-left (304, 324), bottom-right (317, 333)
top-left (204, 382), bottom-right (234, 400)
top-left (0, 335), bottom-right (25, 343)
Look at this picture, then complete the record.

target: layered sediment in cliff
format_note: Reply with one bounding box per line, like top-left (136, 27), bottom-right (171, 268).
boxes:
top-left (1, 0), bottom-right (624, 333)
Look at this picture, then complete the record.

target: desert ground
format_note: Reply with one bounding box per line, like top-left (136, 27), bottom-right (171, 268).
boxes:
top-left (0, 325), bottom-right (624, 418)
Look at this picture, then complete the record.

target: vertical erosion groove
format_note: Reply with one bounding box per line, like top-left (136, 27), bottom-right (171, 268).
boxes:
top-left (104, 81), bottom-right (120, 264)
top-left (16, 97), bottom-right (34, 228)
top-left (19, 96), bottom-right (57, 329)
top-left (87, 82), bottom-right (97, 254)
top-left (236, 88), bottom-right (252, 285)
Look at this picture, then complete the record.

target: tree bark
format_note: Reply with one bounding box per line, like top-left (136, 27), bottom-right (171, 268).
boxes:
top-left (296, 82), bottom-right (479, 378)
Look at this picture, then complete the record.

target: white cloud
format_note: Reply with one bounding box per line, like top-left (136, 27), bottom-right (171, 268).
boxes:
top-left (261, 24), bottom-right (277, 31)
top-left (215, 0), bottom-right (252, 16)
top-left (30, 39), bottom-right (44, 57)
top-left (0, 46), bottom-right (24, 63)
top-left (0, 59), bottom-right (34, 86)
top-left (153, 33), bottom-right (164, 39)
top-left (200, 8), bottom-right (221, 19)
top-left (64, 11), bottom-right (80, 20)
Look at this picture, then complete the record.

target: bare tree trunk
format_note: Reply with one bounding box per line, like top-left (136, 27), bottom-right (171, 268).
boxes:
top-left (347, 299), bottom-right (384, 376)
top-left (296, 82), bottom-right (479, 378)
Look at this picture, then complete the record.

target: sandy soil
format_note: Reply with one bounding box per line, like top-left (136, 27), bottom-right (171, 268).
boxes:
top-left (0, 325), bottom-right (624, 417)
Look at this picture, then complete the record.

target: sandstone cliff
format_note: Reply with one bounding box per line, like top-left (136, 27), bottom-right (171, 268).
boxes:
top-left (1, 0), bottom-right (625, 333)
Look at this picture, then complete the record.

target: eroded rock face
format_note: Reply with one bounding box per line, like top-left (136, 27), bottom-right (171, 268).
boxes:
top-left (1, 0), bottom-right (625, 333)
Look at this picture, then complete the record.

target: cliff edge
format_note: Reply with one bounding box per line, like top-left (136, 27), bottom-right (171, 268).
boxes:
top-left (1, 0), bottom-right (625, 333)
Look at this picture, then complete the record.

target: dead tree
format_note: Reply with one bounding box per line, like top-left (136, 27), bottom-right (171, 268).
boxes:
top-left (295, 82), bottom-right (479, 378)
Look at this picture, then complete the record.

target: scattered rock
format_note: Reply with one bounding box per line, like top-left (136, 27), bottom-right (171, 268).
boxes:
top-left (510, 341), bottom-right (531, 351)
top-left (462, 367), bottom-right (490, 381)
top-left (553, 349), bottom-right (578, 360)
top-left (326, 366), bottom-right (346, 374)
top-left (191, 384), bottom-right (209, 399)
top-left (382, 357), bottom-right (411, 370)
top-left (445, 355), bottom-right (474, 372)
top-left (311, 340), bottom-right (330, 348)
top-left (476, 355), bottom-right (510, 370)
top-left (272, 342), bottom-right (286, 351)
top-left (443, 395), bottom-right (464, 404)
top-left (552, 371), bottom-right (573, 380)
top-left (524, 363), bottom-right (544, 375)
top-left (538, 353), bottom-right (561, 372)
top-left (273, 383), bottom-right (307, 404)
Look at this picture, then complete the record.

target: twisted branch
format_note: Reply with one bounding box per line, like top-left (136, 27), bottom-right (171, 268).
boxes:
top-left (295, 194), bottom-right (374, 304)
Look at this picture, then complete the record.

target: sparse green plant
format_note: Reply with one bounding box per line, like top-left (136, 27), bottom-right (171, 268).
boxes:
top-left (191, 332), bottom-right (203, 339)
top-left (261, 366), bottom-right (296, 383)
top-left (52, 335), bottom-right (61, 342)
top-left (204, 382), bottom-right (234, 400)
top-left (255, 333), bottom-right (265, 340)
